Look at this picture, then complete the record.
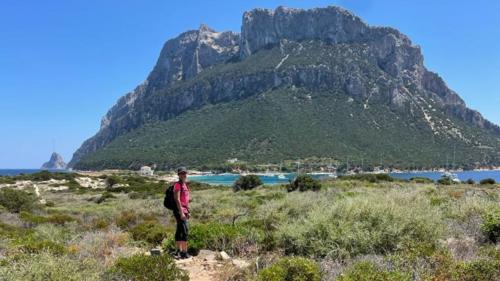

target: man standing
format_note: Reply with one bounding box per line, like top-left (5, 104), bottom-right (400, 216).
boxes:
top-left (173, 166), bottom-right (190, 259)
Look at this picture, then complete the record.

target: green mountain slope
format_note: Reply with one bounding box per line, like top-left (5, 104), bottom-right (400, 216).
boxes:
top-left (76, 86), bottom-right (499, 170)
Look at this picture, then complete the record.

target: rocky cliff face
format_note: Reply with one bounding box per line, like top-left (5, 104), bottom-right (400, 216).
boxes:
top-left (69, 6), bottom-right (500, 168)
top-left (41, 153), bottom-right (67, 170)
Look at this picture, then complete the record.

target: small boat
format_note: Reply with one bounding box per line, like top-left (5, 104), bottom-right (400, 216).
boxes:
top-left (442, 171), bottom-right (460, 183)
top-left (277, 174), bottom-right (286, 179)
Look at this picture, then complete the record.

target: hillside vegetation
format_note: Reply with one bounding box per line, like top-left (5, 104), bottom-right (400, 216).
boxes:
top-left (0, 172), bottom-right (499, 280)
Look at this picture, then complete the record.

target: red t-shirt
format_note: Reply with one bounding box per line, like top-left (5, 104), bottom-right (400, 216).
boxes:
top-left (173, 182), bottom-right (190, 213)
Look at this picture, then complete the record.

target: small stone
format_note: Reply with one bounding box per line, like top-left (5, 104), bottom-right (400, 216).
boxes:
top-left (232, 259), bottom-right (250, 269)
top-left (198, 249), bottom-right (217, 262)
top-left (150, 248), bottom-right (162, 256)
top-left (219, 251), bottom-right (230, 260)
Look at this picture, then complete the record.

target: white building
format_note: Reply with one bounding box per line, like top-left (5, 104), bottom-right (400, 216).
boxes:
top-left (227, 158), bottom-right (238, 164)
top-left (139, 166), bottom-right (154, 176)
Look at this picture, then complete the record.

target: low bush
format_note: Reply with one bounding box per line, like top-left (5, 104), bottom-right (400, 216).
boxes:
top-left (287, 174), bottom-right (321, 192)
top-left (479, 178), bottom-right (496, 185)
top-left (337, 261), bottom-right (409, 281)
top-left (455, 259), bottom-right (500, 281)
top-left (105, 175), bottom-right (123, 188)
top-left (437, 176), bottom-right (455, 185)
top-left (129, 221), bottom-right (168, 245)
top-left (277, 193), bottom-right (441, 258)
top-left (20, 211), bottom-right (76, 226)
top-left (13, 234), bottom-right (67, 255)
top-left (106, 254), bottom-right (188, 281)
top-left (465, 178), bottom-right (475, 184)
top-left (409, 177), bottom-right (434, 184)
top-left (0, 221), bottom-right (30, 238)
top-left (115, 210), bottom-right (137, 229)
top-left (233, 175), bottom-right (262, 191)
top-left (163, 222), bottom-right (255, 256)
top-left (339, 173), bottom-right (395, 183)
top-left (91, 218), bottom-right (110, 230)
top-left (95, 192), bottom-right (116, 204)
top-left (256, 257), bottom-right (321, 281)
top-left (0, 188), bottom-right (38, 213)
top-left (481, 207), bottom-right (499, 243)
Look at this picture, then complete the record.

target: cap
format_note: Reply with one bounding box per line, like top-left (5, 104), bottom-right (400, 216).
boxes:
top-left (177, 167), bottom-right (188, 174)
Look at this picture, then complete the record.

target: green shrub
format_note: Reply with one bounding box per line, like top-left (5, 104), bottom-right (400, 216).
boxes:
top-left (465, 178), bottom-right (475, 184)
top-left (163, 222), bottom-right (253, 256)
top-left (91, 218), bottom-right (110, 230)
top-left (287, 174), bottom-right (321, 192)
top-left (13, 234), bottom-right (67, 255)
top-left (233, 175), bottom-right (263, 191)
top-left (129, 221), bottom-right (168, 245)
top-left (339, 173), bottom-right (395, 183)
top-left (0, 221), bottom-right (31, 238)
top-left (257, 257), bottom-right (321, 281)
top-left (105, 175), bottom-right (122, 188)
top-left (409, 177), bottom-right (434, 184)
top-left (20, 211), bottom-right (76, 226)
top-left (481, 207), bottom-right (500, 243)
top-left (115, 210), bottom-right (137, 229)
top-left (106, 254), bottom-right (188, 281)
top-left (437, 176), bottom-right (454, 185)
top-left (338, 261), bottom-right (409, 281)
top-left (277, 193), bottom-right (441, 258)
top-left (0, 188), bottom-right (38, 213)
top-left (45, 201), bottom-right (55, 207)
top-left (455, 259), bottom-right (500, 281)
top-left (95, 192), bottom-right (116, 204)
top-left (479, 178), bottom-right (496, 185)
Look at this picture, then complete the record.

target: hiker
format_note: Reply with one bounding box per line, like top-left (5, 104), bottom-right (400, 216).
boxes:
top-left (173, 166), bottom-right (190, 259)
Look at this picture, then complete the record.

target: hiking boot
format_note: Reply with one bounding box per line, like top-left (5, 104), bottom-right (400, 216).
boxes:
top-left (170, 250), bottom-right (181, 259)
top-left (180, 251), bottom-right (191, 259)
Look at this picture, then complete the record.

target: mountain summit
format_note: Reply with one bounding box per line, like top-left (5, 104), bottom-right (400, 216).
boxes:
top-left (41, 152), bottom-right (67, 170)
top-left (69, 6), bottom-right (500, 170)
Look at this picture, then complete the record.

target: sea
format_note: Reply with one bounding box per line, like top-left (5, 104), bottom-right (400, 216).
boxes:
top-left (190, 170), bottom-right (500, 186)
top-left (0, 169), bottom-right (68, 176)
top-left (1, 169), bottom-right (499, 186)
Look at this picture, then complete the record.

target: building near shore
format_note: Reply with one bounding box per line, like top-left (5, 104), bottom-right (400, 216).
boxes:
top-left (139, 166), bottom-right (154, 176)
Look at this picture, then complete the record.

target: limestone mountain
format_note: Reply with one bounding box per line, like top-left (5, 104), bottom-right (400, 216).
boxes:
top-left (41, 152), bottom-right (67, 170)
top-left (69, 6), bottom-right (500, 170)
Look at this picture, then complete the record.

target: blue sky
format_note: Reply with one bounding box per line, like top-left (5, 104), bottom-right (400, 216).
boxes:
top-left (1, 0), bottom-right (499, 168)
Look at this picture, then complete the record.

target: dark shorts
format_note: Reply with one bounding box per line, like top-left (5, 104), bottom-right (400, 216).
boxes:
top-left (173, 210), bottom-right (189, 241)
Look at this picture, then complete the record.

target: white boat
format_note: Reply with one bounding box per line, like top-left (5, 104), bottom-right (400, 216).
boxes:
top-left (442, 171), bottom-right (461, 183)
top-left (277, 174), bottom-right (286, 179)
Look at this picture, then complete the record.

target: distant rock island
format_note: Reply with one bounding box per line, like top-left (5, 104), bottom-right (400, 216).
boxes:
top-left (41, 152), bottom-right (67, 170)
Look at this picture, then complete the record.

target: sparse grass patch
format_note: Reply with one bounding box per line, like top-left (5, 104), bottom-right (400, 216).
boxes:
top-left (0, 252), bottom-right (103, 281)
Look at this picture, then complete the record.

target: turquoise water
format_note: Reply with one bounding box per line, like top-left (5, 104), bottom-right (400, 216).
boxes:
top-left (190, 170), bottom-right (500, 186)
top-left (2, 169), bottom-right (499, 186)
top-left (190, 173), bottom-right (333, 186)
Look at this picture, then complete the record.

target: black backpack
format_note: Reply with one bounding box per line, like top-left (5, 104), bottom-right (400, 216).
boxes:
top-left (163, 181), bottom-right (182, 210)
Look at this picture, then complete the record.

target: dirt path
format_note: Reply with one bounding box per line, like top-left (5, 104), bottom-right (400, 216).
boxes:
top-left (175, 250), bottom-right (224, 281)
top-left (174, 250), bottom-right (249, 281)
